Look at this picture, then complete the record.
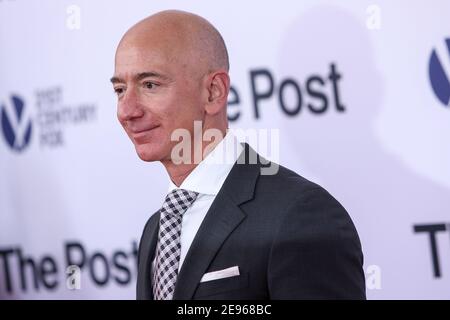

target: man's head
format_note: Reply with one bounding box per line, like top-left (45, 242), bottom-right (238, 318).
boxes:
top-left (112, 10), bottom-right (230, 162)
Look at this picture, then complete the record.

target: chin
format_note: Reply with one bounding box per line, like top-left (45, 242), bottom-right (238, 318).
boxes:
top-left (135, 144), bottom-right (162, 162)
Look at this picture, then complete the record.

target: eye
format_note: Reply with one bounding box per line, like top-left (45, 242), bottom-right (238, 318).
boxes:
top-left (114, 87), bottom-right (125, 96)
top-left (144, 81), bottom-right (158, 90)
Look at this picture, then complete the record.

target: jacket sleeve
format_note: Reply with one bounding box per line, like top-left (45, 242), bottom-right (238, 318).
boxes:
top-left (267, 187), bottom-right (366, 299)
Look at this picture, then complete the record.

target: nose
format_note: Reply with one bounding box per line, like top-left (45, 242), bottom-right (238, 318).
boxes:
top-left (117, 88), bottom-right (145, 122)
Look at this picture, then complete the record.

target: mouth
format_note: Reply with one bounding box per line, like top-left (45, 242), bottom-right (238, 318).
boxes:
top-left (130, 125), bottom-right (160, 144)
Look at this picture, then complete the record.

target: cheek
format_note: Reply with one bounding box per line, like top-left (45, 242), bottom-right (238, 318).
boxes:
top-left (144, 85), bottom-right (204, 133)
top-left (175, 88), bottom-right (204, 119)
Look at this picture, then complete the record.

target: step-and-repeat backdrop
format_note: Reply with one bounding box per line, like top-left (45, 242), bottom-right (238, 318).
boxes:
top-left (1, 0), bottom-right (450, 299)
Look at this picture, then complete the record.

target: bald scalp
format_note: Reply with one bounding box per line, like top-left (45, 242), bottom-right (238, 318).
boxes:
top-left (118, 10), bottom-right (229, 76)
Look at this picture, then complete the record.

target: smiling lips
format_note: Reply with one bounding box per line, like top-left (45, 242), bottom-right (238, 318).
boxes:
top-left (129, 125), bottom-right (159, 144)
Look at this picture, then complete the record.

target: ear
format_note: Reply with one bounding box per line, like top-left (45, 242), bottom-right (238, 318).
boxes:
top-left (205, 70), bottom-right (230, 115)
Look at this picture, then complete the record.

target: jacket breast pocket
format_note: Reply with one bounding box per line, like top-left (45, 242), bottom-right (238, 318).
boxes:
top-left (194, 272), bottom-right (249, 299)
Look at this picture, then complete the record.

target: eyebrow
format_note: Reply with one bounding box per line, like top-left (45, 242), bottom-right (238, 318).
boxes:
top-left (110, 72), bottom-right (169, 84)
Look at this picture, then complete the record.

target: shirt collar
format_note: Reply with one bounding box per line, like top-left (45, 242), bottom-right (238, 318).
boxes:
top-left (167, 131), bottom-right (243, 196)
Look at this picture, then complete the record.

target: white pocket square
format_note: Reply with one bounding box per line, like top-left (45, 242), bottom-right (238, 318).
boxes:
top-left (200, 266), bottom-right (240, 283)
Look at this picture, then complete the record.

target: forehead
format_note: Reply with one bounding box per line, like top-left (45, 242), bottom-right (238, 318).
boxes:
top-left (114, 43), bottom-right (177, 74)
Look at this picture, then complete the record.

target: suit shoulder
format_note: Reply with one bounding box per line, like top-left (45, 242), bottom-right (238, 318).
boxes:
top-left (255, 161), bottom-right (353, 228)
top-left (261, 163), bottom-right (361, 250)
top-left (257, 161), bottom-right (325, 198)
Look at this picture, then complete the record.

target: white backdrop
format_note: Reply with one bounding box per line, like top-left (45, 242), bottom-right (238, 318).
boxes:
top-left (1, 0), bottom-right (450, 299)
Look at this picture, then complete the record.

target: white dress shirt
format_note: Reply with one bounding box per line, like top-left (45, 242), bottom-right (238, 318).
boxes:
top-left (156, 132), bottom-right (244, 271)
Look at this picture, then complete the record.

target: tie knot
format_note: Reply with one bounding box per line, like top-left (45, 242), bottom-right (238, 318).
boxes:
top-left (161, 189), bottom-right (199, 217)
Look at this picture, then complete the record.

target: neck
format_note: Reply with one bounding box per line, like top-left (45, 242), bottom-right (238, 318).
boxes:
top-left (161, 127), bottom-right (227, 187)
top-left (162, 162), bottom-right (197, 187)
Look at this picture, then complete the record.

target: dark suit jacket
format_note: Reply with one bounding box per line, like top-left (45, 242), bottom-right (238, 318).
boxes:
top-left (137, 144), bottom-right (366, 299)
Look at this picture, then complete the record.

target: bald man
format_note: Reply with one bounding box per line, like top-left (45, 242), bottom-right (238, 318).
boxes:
top-left (112, 10), bottom-right (366, 300)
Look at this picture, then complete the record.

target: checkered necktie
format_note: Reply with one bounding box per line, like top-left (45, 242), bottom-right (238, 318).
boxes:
top-left (152, 188), bottom-right (198, 300)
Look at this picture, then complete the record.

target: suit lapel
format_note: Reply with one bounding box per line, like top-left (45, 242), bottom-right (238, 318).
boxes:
top-left (173, 143), bottom-right (261, 299)
top-left (173, 194), bottom-right (246, 299)
top-left (136, 211), bottom-right (160, 300)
